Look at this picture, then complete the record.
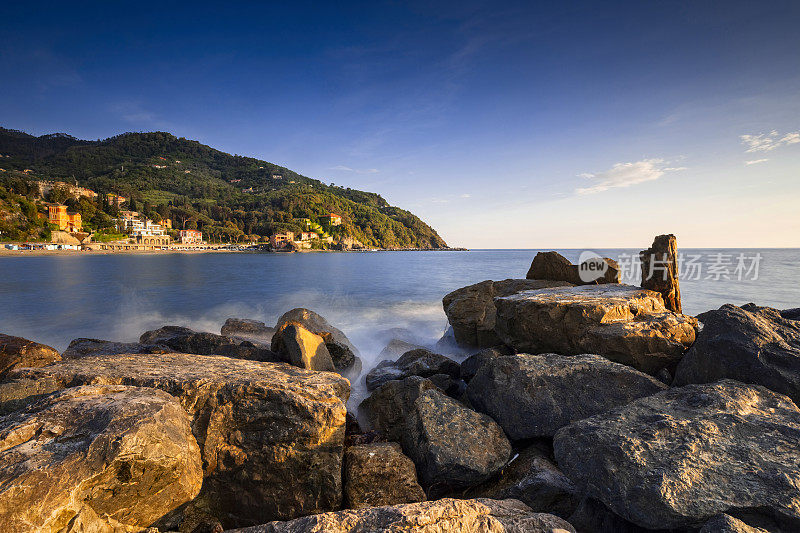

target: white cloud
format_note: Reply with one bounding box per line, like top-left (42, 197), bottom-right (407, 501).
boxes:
top-left (576, 158), bottom-right (686, 195)
top-left (330, 165), bottom-right (353, 171)
top-left (460, 193), bottom-right (471, 198)
top-left (330, 165), bottom-right (379, 174)
top-left (745, 158), bottom-right (769, 166)
top-left (740, 130), bottom-right (800, 153)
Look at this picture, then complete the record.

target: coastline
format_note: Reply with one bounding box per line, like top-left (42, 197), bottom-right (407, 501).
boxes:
top-left (0, 246), bottom-right (467, 257)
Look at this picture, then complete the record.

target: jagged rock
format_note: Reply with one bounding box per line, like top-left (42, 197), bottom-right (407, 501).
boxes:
top-left (4, 353), bottom-right (350, 527)
top-left (359, 376), bottom-right (439, 441)
top-left (462, 443), bottom-right (579, 518)
top-left (526, 251), bottom-right (620, 285)
top-left (782, 308), bottom-right (800, 320)
top-left (366, 349), bottom-right (460, 391)
top-left (0, 375), bottom-right (66, 415)
top-left (700, 514), bottom-right (770, 533)
top-left (226, 498), bottom-right (576, 533)
top-left (272, 308), bottom-right (360, 373)
top-left (62, 337), bottom-right (166, 359)
top-left (402, 388), bottom-right (511, 496)
top-left (0, 384), bottom-right (202, 531)
top-left (553, 380), bottom-right (800, 530)
top-left (378, 338), bottom-right (425, 360)
top-left (442, 278), bottom-right (572, 347)
top-left (279, 324), bottom-right (336, 371)
top-left (494, 284), bottom-right (697, 375)
top-left (0, 333), bottom-right (60, 380)
top-left (221, 318), bottom-right (275, 345)
top-left (139, 325), bottom-right (279, 362)
top-left (640, 234), bottom-right (682, 313)
top-left (344, 442), bottom-right (426, 509)
top-left (460, 346), bottom-right (513, 382)
top-left (674, 303), bottom-right (800, 403)
top-left (467, 354), bottom-right (666, 439)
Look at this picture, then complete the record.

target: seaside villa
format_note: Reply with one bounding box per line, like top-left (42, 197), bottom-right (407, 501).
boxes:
top-left (46, 204), bottom-right (82, 232)
top-left (179, 229), bottom-right (203, 244)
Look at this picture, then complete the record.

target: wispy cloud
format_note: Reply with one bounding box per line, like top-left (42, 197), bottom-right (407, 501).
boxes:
top-left (740, 130), bottom-right (800, 153)
top-left (460, 193), bottom-right (471, 198)
top-left (111, 101), bottom-right (171, 130)
top-left (576, 158), bottom-right (686, 195)
top-left (745, 158), bottom-right (769, 166)
top-left (330, 165), bottom-right (379, 174)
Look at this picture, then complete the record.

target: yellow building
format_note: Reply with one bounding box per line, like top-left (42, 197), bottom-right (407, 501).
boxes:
top-left (47, 204), bottom-right (82, 232)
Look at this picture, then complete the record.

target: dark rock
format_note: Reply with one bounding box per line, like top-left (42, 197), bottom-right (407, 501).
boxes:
top-left (402, 388), bottom-right (511, 496)
top-left (139, 325), bottom-right (279, 362)
top-left (378, 338), bottom-right (425, 360)
top-left (782, 308), bottom-right (800, 321)
top-left (358, 376), bottom-right (439, 441)
top-left (553, 380), bottom-right (800, 530)
top-left (674, 303), bottom-right (800, 403)
top-left (467, 353), bottom-right (666, 439)
top-left (442, 278), bottom-right (572, 348)
top-left (221, 318), bottom-right (275, 345)
top-left (700, 514), bottom-right (770, 533)
top-left (61, 337), bottom-right (165, 359)
top-left (4, 353), bottom-right (350, 527)
top-left (526, 251), bottom-right (620, 285)
top-left (344, 442), bottom-right (426, 509)
top-left (278, 324), bottom-right (336, 371)
top-left (271, 308), bottom-right (359, 373)
top-left (427, 373), bottom-right (466, 398)
top-left (640, 234), bottom-right (682, 313)
top-left (0, 384), bottom-right (202, 531)
top-left (366, 348), bottom-right (460, 391)
top-left (0, 333), bottom-right (60, 380)
top-left (226, 498), bottom-right (576, 533)
top-left (567, 497), bottom-right (654, 533)
top-left (460, 346), bottom-right (513, 382)
top-left (494, 284), bottom-right (697, 375)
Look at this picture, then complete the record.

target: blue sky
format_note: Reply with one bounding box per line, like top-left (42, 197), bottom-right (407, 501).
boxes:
top-left (2, 1), bottom-right (798, 247)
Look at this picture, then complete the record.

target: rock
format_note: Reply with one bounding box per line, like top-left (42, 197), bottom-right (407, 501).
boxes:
top-left (494, 284), bottom-right (697, 375)
top-left (463, 443), bottom-right (579, 518)
top-left (782, 308), bottom-right (800, 320)
top-left (378, 338), bottom-right (425, 360)
top-left (0, 384), bottom-right (202, 531)
top-left (442, 278), bottom-right (573, 348)
top-left (460, 346), bottom-right (513, 382)
top-left (640, 234), bottom-right (682, 313)
top-left (344, 442), bottom-right (426, 509)
top-left (4, 353), bottom-right (350, 527)
top-left (226, 498), bottom-right (576, 533)
top-left (61, 337), bottom-right (166, 359)
top-left (140, 325), bottom-right (280, 362)
top-left (567, 497), bottom-right (653, 533)
top-left (700, 514), bottom-right (771, 533)
top-left (366, 348), bottom-right (460, 391)
top-left (553, 380), bottom-right (800, 530)
top-left (526, 251), bottom-right (620, 285)
top-left (359, 375), bottom-right (439, 441)
top-left (279, 324), bottom-right (336, 371)
top-left (674, 303), bottom-right (800, 403)
top-left (427, 373), bottom-right (466, 398)
top-left (272, 308), bottom-right (359, 373)
top-left (0, 375), bottom-right (66, 415)
top-left (0, 333), bottom-right (60, 380)
top-left (402, 388), bottom-right (511, 496)
top-left (221, 318), bottom-right (275, 343)
top-left (467, 354), bottom-right (666, 439)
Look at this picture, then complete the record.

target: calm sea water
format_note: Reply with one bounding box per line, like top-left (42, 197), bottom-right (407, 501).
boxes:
top-left (1, 249), bottom-right (798, 368)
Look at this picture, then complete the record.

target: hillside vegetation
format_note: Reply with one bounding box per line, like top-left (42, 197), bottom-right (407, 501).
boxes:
top-left (0, 128), bottom-right (447, 248)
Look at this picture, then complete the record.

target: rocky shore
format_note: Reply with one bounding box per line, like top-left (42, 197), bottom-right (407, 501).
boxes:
top-left (0, 234), bottom-right (798, 532)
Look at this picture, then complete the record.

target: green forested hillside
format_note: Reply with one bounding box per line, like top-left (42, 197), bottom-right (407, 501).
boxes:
top-left (0, 128), bottom-right (447, 248)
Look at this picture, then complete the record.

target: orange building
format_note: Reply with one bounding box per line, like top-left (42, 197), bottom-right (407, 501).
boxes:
top-left (321, 213), bottom-right (342, 226)
top-left (47, 204), bottom-right (82, 232)
top-left (179, 229), bottom-right (203, 244)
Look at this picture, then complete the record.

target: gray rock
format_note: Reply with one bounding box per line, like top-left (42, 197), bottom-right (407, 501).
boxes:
top-left (139, 325), bottom-right (280, 362)
top-left (553, 380), bottom-right (800, 530)
top-left (62, 337), bottom-right (165, 359)
top-left (378, 338), bottom-right (425, 360)
top-left (358, 376), bottom-right (439, 441)
top-left (226, 498), bottom-right (576, 533)
top-left (279, 324), bottom-right (336, 371)
top-left (467, 354), bottom-right (667, 439)
top-left (0, 384), bottom-right (202, 531)
top-left (494, 284), bottom-right (697, 375)
top-left (366, 349), bottom-right (459, 391)
top-left (526, 251), bottom-right (620, 285)
top-left (4, 353), bottom-right (350, 527)
top-left (700, 514), bottom-right (770, 533)
top-left (442, 278), bottom-right (572, 348)
top-left (343, 442), bottom-right (426, 509)
top-left (402, 388), bottom-right (511, 496)
top-left (640, 234), bottom-right (682, 313)
top-left (567, 497), bottom-right (654, 533)
top-left (0, 333), bottom-right (60, 380)
top-left (782, 308), bottom-right (800, 321)
top-left (221, 318), bottom-right (275, 345)
top-left (460, 346), bottom-right (513, 382)
top-left (271, 308), bottom-right (359, 373)
top-left (674, 303), bottom-right (800, 403)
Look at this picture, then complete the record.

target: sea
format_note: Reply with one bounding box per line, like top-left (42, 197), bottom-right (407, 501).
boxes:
top-left (1, 249), bottom-right (797, 383)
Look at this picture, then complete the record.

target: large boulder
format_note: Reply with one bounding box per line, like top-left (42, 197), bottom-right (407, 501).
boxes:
top-left (358, 375), bottom-right (439, 441)
top-left (526, 251), bottom-right (620, 285)
top-left (139, 325), bottom-right (279, 362)
top-left (467, 354), bottom-right (666, 439)
top-left (366, 349), bottom-right (460, 391)
top-left (553, 380), bottom-right (800, 530)
top-left (221, 318), bottom-right (275, 345)
top-left (494, 284), bottom-right (697, 374)
top-left (700, 514), bottom-right (771, 533)
top-left (271, 308), bottom-right (360, 373)
top-left (344, 442), bottom-right (426, 509)
top-left (279, 324), bottom-right (336, 371)
top-left (0, 333), bottom-right (60, 379)
top-left (462, 443), bottom-right (580, 518)
top-left (61, 337), bottom-right (167, 359)
top-left (0, 384), bottom-right (202, 531)
top-left (442, 278), bottom-right (572, 348)
top-left (3, 353), bottom-right (350, 527)
top-left (227, 498), bottom-right (576, 533)
top-left (640, 234), bottom-right (682, 313)
top-left (402, 388), bottom-right (511, 495)
top-left (674, 303), bottom-right (800, 403)
top-left (459, 346), bottom-right (513, 382)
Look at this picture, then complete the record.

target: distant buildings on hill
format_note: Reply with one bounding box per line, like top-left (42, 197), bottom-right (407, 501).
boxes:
top-left (179, 229), bottom-right (203, 244)
top-left (46, 204), bottom-right (82, 232)
top-left (320, 213), bottom-right (342, 226)
top-left (106, 193), bottom-right (127, 207)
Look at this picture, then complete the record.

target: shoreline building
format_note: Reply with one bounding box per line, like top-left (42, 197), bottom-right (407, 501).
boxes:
top-left (269, 231), bottom-right (294, 249)
top-left (179, 229), bottom-right (203, 244)
top-left (46, 204), bottom-right (82, 232)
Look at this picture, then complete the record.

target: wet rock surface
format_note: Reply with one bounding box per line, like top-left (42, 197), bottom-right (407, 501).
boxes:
top-left (139, 325), bottom-right (280, 361)
top-left (0, 384), bottom-right (202, 532)
top-left (221, 318), bottom-right (275, 344)
top-left (344, 442), bottom-right (426, 509)
top-left (467, 353), bottom-right (666, 439)
top-left (0, 333), bottom-right (60, 379)
top-left (61, 337), bottom-right (167, 358)
top-left (366, 348), bottom-right (459, 391)
top-left (271, 308), bottom-right (360, 373)
top-left (553, 380), bottom-right (800, 530)
top-left (359, 375), bottom-right (439, 441)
